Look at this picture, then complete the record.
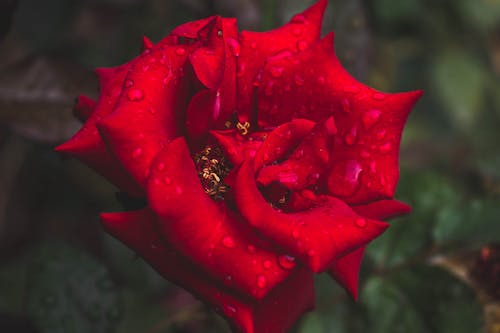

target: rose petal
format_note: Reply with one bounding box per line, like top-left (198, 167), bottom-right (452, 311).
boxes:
top-left (55, 64), bottom-right (143, 197)
top-left (186, 90), bottom-right (217, 144)
top-left (72, 95), bottom-right (96, 122)
top-left (101, 208), bottom-right (314, 333)
top-left (257, 118), bottom-right (333, 191)
top-left (236, 0), bottom-right (327, 124)
top-left (141, 36), bottom-right (154, 52)
top-left (189, 16), bottom-right (225, 90)
top-left (235, 161), bottom-right (389, 272)
top-left (147, 137), bottom-right (296, 300)
top-left (352, 199), bottom-right (412, 220)
top-left (328, 246), bottom-right (365, 301)
top-left (255, 33), bottom-right (423, 204)
top-left (211, 129), bottom-right (266, 166)
top-left (98, 43), bottom-right (192, 187)
top-left (253, 118), bottom-right (315, 171)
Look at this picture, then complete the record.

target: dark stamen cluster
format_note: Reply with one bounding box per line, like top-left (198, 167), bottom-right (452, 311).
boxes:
top-left (194, 146), bottom-right (232, 200)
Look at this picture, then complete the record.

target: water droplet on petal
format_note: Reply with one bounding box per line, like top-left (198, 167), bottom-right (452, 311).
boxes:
top-left (250, 41), bottom-right (257, 49)
top-left (257, 275), bottom-right (267, 288)
top-left (247, 245), bottom-right (256, 253)
top-left (292, 229), bottom-right (300, 239)
top-left (341, 98), bottom-right (351, 113)
top-left (344, 127), bottom-right (358, 146)
top-left (376, 129), bottom-right (387, 139)
top-left (278, 255), bottom-right (296, 270)
top-left (279, 171), bottom-right (298, 185)
top-left (297, 40), bottom-right (308, 51)
top-left (270, 66), bottom-right (284, 78)
top-left (237, 62), bottom-right (246, 77)
top-left (292, 27), bottom-right (303, 36)
top-left (125, 79), bottom-right (134, 88)
top-left (294, 149), bottom-right (304, 158)
top-left (318, 76), bottom-right (326, 84)
top-left (175, 47), bottom-right (186, 56)
top-left (224, 304), bottom-right (237, 317)
top-left (132, 147), bottom-right (143, 159)
top-left (372, 92), bottom-right (386, 100)
top-left (294, 74), bottom-right (305, 86)
top-left (175, 185), bottom-right (183, 194)
top-left (307, 249), bottom-right (316, 257)
top-left (362, 109), bottom-right (381, 129)
top-left (355, 218), bottom-right (367, 228)
top-left (329, 160), bottom-right (363, 198)
top-left (227, 37), bottom-right (241, 57)
top-left (222, 236), bottom-right (236, 248)
top-left (156, 163), bottom-right (165, 171)
top-left (127, 88), bottom-right (144, 102)
top-left (343, 85), bottom-right (360, 94)
top-left (263, 260), bottom-right (272, 269)
top-left (379, 142), bottom-right (392, 153)
top-left (291, 14), bottom-right (306, 24)
top-left (163, 176), bottom-right (172, 185)
top-left (325, 116), bottom-right (337, 135)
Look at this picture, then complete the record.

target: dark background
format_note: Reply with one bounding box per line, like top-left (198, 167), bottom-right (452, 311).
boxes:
top-left (0, 0), bottom-right (499, 332)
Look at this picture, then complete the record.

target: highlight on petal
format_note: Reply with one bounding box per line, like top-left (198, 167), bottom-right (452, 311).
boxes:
top-left (147, 137), bottom-right (297, 300)
top-left (98, 44), bottom-right (192, 187)
top-left (101, 208), bottom-right (314, 333)
top-left (235, 161), bottom-right (389, 273)
top-left (236, 0), bottom-right (328, 123)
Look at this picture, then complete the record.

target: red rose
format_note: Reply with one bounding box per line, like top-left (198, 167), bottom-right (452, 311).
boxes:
top-left (56, 1), bottom-right (422, 332)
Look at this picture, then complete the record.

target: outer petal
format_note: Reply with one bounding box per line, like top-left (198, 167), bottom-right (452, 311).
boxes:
top-left (210, 129), bottom-right (267, 166)
top-left (55, 64), bottom-right (143, 196)
top-left (236, 0), bottom-right (327, 123)
top-left (328, 200), bottom-right (411, 299)
top-left (72, 95), bottom-right (96, 122)
top-left (101, 209), bottom-right (314, 333)
top-left (98, 43), bottom-right (191, 187)
top-left (328, 246), bottom-right (365, 301)
top-left (235, 161), bottom-right (389, 272)
top-left (255, 33), bottom-right (422, 204)
top-left (147, 138), bottom-right (296, 300)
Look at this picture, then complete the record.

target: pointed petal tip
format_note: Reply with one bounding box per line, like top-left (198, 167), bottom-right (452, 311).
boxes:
top-left (141, 36), bottom-right (154, 51)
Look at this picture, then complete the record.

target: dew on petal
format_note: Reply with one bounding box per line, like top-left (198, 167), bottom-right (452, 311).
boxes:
top-left (307, 249), bottom-right (316, 257)
top-left (294, 74), bottom-right (305, 86)
top-left (227, 37), bottom-right (241, 57)
top-left (125, 79), bottom-right (134, 88)
top-left (278, 255), bottom-right (296, 270)
top-left (269, 66), bottom-right (284, 78)
top-left (341, 98), bottom-right (351, 113)
top-left (263, 260), bottom-right (272, 269)
top-left (343, 85), bottom-right (360, 94)
top-left (329, 160), bottom-right (363, 198)
top-left (297, 40), bottom-right (308, 51)
top-left (257, 275), bottom-right (267, 288)
top-left (175, 185), bottom-right (183, 194)
top-left (279, 171), bottom-right (298, 185)
top-left (291, 14), bottom-right (306, 24)
top-left (355, 218), bottom-right (367, 228)
top-left (344, 127), bottom-right (358, 146)
top-left (237, 62), bottom-right (246, 77)
top-left (247, 244), bottom-right (256, 253)
top-left (132, 147), bottom-right (143, 159)
top-left (372, 92), bottom-right (386, 100)
top-left (156, 163), bottom-right (165, 171)
top-left (163, 176), bottom-right (172, 185)
top-left (127, 88), bottom-right (144, 102)
top-left (292, 27), bottom-right (303, 36)
top-left (376, 129), bottom-right (387, 139)
top-left (175, 47), bottom-right (186, 56)
top-left (292, 229), bottom-right (300, 239)
top-left (222, 236), bottom-right (236, 248)
top-left (294, 149), bottom-right (304, 158)
top-left (318, 76), bottom-right (326, 84)
top-left (224, 304), bottom-right (237, 317)
top-left (325, 116), bottom-right (338, 135)
top-left (250, 41), bottom-right (257, 49)
top-left (379, 142), bottom-right (392, 153)
top-left (362, 109), bottom-right (382, 129)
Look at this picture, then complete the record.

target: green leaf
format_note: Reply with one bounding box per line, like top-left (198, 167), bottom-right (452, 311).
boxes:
top-left (298, 312), bottom-right (324, 333)
top-left (27, 242), bottom-right (122, 333)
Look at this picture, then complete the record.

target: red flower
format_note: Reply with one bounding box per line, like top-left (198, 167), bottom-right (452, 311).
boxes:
top-left (56, 1), bottom-right (422, 332)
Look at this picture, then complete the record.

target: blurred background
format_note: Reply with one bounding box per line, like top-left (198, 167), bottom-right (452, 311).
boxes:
top-left (0, 0), bottom-right (499, 332)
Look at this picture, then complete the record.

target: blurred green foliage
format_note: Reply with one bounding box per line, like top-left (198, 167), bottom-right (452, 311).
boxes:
top-left (0, 0), bottom-right (499, 332)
